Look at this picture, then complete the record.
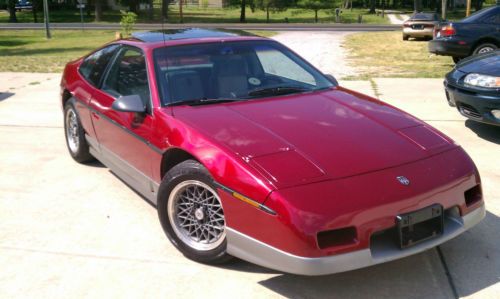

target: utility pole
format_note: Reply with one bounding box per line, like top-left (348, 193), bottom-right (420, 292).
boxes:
top-left (466, 0), bottom-right (471, 17)
top-left (43, 0), bottom-right (51, 39)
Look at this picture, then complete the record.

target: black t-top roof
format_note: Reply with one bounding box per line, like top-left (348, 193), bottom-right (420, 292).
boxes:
top-left (131, 28), bottom-right (255, 43)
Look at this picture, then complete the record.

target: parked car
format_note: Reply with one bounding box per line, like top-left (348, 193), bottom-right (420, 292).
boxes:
top-left (402, 12), bottom-right (442, 40)
top-left (61, 28), bottom-right (485, 275)
top-left (429, 5), bottom-right (500, 63)
top-left (15, 0), bottom-right (32, 11)
top-left (444, 51), bottom-right (500, 125)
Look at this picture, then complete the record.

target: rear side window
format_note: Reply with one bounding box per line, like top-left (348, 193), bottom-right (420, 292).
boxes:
top-left (79, 44), bottom-right (120, 87)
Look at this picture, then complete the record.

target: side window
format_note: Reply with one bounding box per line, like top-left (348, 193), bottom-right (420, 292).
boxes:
top-left (79, 44), bottom-right (120, 86)
top-left (102, 47), bottom-right (151, 112)
top-left (255, 46), bottom-right (316, 86)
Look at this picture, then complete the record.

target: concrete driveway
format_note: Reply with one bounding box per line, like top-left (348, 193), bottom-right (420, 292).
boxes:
top-left (0, 71), bottom-right (499, 299)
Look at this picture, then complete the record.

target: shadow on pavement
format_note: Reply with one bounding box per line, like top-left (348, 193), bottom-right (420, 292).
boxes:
top-left (0, 92), bottom-right (15, 102)
top-left (465, 120), bottom-right (500, 145)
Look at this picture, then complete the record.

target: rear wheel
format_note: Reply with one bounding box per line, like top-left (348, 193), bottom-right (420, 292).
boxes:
top-left (472, 43), bottom-right (497, 55)
top-left (403, 34), bottom-right (409, 41)
top-left (452, 56), bottom-right (462, 64)
top-left (157, 160), bottom-right (232, 264)
top-left (64, 99), bottom-right (94, 163)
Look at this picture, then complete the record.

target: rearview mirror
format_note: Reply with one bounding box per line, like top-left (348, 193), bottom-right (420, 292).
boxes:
top-left (112, 95), bottom-right (146, 113)
top-left (325, 74), bottom-right (338, 85)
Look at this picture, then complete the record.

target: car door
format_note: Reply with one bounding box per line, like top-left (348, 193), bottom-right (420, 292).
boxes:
top-left (74, 44), bottom-right (120, 146)
top-left (89, 45), bottom-right (157, 199)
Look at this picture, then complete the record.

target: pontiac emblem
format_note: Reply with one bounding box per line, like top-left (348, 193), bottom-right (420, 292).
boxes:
top-left (397, 176), bottom-right (410, 186)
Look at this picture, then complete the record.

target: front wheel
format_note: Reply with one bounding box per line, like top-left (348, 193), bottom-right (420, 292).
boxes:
top-left (472, 43), bottom-right (497, 55)
top-left (403, 35), bottom-right (409, 41)
top-left (157, 160), bottom-right (232, 264)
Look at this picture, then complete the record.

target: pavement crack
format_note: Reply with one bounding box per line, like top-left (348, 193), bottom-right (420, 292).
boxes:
top-left (436, 246), bottom-right (459, 299)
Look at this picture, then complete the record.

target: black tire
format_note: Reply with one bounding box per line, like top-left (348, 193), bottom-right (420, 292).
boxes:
top-left (157, 160), bottom-right (232, 264)
top-left (452, 56), bottom-right (462, 64)
top-left (63, 98), bottom-right (94, 163)
top-left (403, 35), bottom-right (409, 41)
top-left (472, 43), bottom-right (497, 55)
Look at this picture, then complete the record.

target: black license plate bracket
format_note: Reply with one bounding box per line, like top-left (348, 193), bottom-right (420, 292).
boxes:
top-left (397, 204), bottom-right (444, 249)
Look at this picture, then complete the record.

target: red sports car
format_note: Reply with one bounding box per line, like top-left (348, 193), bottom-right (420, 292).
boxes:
top-left (61, 28), bottom-right (485, 275)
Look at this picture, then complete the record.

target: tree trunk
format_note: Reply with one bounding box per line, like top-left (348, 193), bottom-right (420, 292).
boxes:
top-left (369, 0), bottom-right (376, 13)
top-left (32, 0), bottom-right (38, 23)
top-left (179, 0), bottom-right (183, 23)
top-left (474, 0), bottom-right (483, 11)
top-left (162, 0), bottom-right (169, 20)
top-left (414, 0), bottom-right (421, 12)
top-left (266, 6), bottom-right (269, 23)
top-left (148, 0), bottom-right (153, 20)
top-left (95, 0), bottom-right (102, 22)
top-left (441, 0), bottom-right (447, 19)
top-left (314, 9), bottom-right (318, 23)
top-left (7, 0), bottom-right (17, 23)
top-left (240, 0), bottom-right (246, 23)
top-left (130, 0), bottom-right (139, 13)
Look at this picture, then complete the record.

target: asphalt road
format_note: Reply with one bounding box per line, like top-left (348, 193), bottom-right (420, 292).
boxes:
top-left (0, 22), bottom-right (400, 31)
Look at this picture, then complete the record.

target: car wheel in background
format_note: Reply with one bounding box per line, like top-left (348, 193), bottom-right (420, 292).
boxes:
top-left (473, 43), bottom-right (497, 55)
top-left (64, 98), bottom-right (95, 163)
top-left (157, 160), bottom-right (233, 264)
top-left (452, 56), bottom-right (462, 64)
top-left (403, 35), bottom-right (409, 41)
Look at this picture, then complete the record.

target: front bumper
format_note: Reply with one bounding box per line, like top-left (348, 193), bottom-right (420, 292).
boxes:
top-left (226, 204), bottom-right (485, 275)
top-left (428, 38), bottom-right (471, 57)
top-left (445, 82), bottom-right (500, 125)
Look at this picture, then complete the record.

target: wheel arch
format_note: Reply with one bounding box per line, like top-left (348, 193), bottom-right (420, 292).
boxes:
top-left (62, 89), bottom-right (72, 108)
top-left (470, 37), bottom-right (499, 55)
top-left (160, 147), bottom-right (201, 179)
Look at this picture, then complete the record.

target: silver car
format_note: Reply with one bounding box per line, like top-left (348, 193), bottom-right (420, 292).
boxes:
top-left (403, 13), bottom-right (442, 40)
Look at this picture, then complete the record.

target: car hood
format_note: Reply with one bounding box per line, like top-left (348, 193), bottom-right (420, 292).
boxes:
top-left (172, 87), bottom-right (456, 188)
top-left (456, 51), bottom-right (500, 77)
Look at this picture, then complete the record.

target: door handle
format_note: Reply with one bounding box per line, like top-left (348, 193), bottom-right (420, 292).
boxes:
top-left (91, 111), bottom-right (100, 120)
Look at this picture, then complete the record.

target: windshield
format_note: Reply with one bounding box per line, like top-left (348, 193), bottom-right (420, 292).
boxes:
top-left (153, 40), bottom-right (335, 105)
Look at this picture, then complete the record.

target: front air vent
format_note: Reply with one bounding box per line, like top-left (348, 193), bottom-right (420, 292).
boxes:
top-left (464, 185), bottom-right (482, 207)
top-left (317, 227), bottom-right (357, 249)
top-left (458, 104), bottom-right (482, 119)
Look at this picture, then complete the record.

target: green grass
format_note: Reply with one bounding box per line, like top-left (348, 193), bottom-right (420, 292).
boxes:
top-left (0, 7), bottom-right (389, 24)
top-left (0, 29), bottom-right (275, 73)
top-left (343, 31), bottom-right (455, 79)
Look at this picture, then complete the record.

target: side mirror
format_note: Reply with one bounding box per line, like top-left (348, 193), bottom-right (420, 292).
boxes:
top-left (112, 95), bottom-right (146, 113)
top-left (325, 74), bottom-right (339, 86)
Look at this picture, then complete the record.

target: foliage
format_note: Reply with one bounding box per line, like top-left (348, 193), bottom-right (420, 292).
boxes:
top-left (254, 0), bottom-right (291, 22)
top-left (297, 0), bottom-right (336, 22)
top-left (120, 10), bottom-right (137, 36)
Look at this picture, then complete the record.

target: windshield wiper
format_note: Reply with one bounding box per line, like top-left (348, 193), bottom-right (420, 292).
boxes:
top-left (247, 86), bottom-right (310, 97)
top-left (166, 98), bottom-right (238, 107)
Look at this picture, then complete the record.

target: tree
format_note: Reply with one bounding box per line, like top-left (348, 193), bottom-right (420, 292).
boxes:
top-left (7, 0), bottom-right (17, 23)
top-left (441, 0), bottom-right (447, 20)
top-left (240, 0), bottom-right (247, 22)
top-left (297, 0), bottom-right (335, 23)
top-left (162, 0), bottom-right (169, 20)
top-left (255, 0), bottom-right (290, 22)
top-left (95, 0), bottom-right (103, 22)
top-left (369, 0), bottom-right (375, 13)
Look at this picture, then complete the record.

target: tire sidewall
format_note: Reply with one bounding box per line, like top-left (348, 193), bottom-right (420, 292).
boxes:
top-left (63, 98), bottom-right (92, 162)
top-left (157, 160), bottom-right (230, 264)
top-left (473, 43), bottom-right (497, 55)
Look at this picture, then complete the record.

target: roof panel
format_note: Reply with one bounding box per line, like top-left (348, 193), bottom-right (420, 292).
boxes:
top-left (131, 28), bottom-right (255, 43)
